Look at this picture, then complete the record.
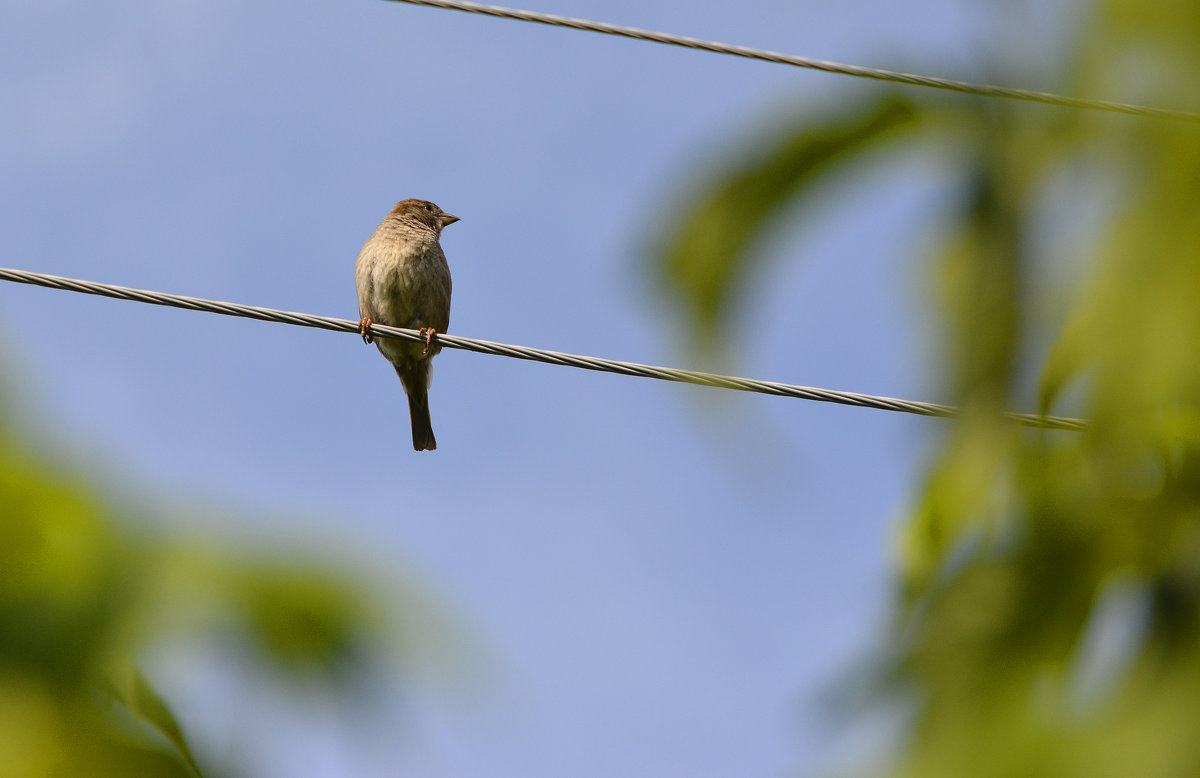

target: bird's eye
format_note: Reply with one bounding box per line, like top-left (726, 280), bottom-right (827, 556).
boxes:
top-left (424, 204), bottom-right (433, 212)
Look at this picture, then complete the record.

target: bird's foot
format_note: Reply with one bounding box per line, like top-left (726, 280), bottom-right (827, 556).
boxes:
top-left (359, 317), bottom-right (374, 344)
top-left (419, 327), bottom-right (439, 356)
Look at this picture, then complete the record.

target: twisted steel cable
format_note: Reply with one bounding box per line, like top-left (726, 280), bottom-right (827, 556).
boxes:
top-left (0, 266), bottom-right (1085, 431)
top-left (382, 0), bottom-right (1200, 123)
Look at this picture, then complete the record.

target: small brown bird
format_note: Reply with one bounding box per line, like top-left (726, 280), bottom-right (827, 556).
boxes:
top-left (355, 198), bottom-right (457, 451)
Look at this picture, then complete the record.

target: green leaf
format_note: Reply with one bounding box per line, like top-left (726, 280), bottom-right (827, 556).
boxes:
top-left (651, 94), bottom-right (921, 354)
top-left (107, 663), bottom-right (206, 778)
top-left (232, 562), bottom-right (370, 678)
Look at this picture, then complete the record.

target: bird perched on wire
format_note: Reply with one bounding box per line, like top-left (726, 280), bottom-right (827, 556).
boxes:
top-left (356, 198), bottom-right (458, 451)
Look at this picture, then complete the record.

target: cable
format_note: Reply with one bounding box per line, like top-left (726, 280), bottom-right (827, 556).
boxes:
top-left (381, 0), bottom-right (1200, 123)
top-left (0, 266), bottom-right (1085, 431)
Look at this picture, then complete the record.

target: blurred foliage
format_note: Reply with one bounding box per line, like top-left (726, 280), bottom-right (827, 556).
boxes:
top-left (0, 405), bottom-right (395, 777)
top-left (652, 1), bottom-right (1200, 776)
top-left (652, 95), bottom-right (920, 355)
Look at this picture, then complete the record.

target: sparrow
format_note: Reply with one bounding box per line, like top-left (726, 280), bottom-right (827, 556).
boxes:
top-left (355, 198), bottom-right (457, 451)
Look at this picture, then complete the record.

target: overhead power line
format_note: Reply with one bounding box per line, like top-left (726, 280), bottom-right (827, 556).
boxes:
top-left (0, 266), bottom-right (1085, 431)
top-left (382, 0), bottom-right (1200, 123)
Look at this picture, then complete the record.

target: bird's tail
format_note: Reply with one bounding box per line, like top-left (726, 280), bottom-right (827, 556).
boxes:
top-left (407, 387), bottom-right (437, 451)
top-left (396, 363), bottom-right (437, 451)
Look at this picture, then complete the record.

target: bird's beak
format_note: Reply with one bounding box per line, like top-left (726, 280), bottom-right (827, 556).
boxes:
top-left (439, 213), bottom-right (460, 228)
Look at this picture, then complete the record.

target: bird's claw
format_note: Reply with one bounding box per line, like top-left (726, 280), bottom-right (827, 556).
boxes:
top-left (419, 327), bottom-right (438, 356)
top-left (359, 317), bottom-right (374, 344)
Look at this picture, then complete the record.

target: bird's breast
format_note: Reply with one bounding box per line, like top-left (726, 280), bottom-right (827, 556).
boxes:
top-left (356, 239), bottom-right (451, 331)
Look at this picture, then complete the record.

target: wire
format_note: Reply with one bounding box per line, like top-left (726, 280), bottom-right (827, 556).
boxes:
top-left (0, 266), bottom-right (1085, 431)
top-left (380, 0), bottom-right (1200, 123)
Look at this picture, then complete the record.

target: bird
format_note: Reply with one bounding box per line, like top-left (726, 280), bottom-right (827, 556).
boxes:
top-left (355, 198), bottom-right (458, 451)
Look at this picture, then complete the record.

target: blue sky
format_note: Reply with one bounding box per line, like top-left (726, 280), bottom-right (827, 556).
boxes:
top-left (1, 1), bottom-right (1073, 776)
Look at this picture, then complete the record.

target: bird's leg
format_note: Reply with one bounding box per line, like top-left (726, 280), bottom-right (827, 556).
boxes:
top-left (359, 317), bottom-right (374, 344)
top-left (419, 327), bottom-right (439, 356)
